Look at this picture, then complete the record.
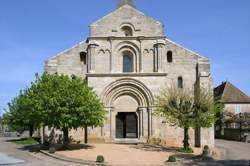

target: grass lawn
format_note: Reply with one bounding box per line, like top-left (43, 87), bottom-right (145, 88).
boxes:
top-left (12, 138), bottom-right (39, 145)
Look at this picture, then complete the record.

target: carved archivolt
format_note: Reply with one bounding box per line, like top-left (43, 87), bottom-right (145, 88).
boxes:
top-left (101, 78), bottom-right (154, 107)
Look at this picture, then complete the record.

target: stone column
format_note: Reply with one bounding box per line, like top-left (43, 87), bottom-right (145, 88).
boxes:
top-left (153, 44), bottom-right (158, 72)
top-left (103, 107), bottom-right (113, 140)
top-left (147, 107), bottom-right (152, 139)
top-left (142, 108), bottom-right (148, 139)
top-left (154, 40), bottom-right (165, 72)
top-left (138, 37), bottom-right (143, 72)
top-left (108, 37), bottom-right (113, 73)
top-left (87, 43), bottom-right (98, 73)
top-left (111, 110), bottom-right (117, 140)
top-left (138, 108), bottom-right (143, 139)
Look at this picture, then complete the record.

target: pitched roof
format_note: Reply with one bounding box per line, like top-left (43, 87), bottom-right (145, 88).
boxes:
top-left (117, 0), bottom-right (135, 8)
top-left (214, 81), bottom-right (250, 103)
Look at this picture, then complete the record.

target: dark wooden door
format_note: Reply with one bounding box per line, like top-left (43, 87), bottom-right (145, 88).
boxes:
top-left (116, 113), bottom-right (125, 138)
top-left (125, 113), bottom-right (138, 138)
top-left (116, 112), bottom-right (138, 138)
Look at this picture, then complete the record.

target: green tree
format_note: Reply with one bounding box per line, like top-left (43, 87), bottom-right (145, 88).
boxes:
top-left (34, 73), bottom-right (105, 147)
top-left (3, 72), bottom-right (105, 147)
top-left (155, 85), bottom-right (219, 152)
top-left (2, 89), bottom-right (40, 137)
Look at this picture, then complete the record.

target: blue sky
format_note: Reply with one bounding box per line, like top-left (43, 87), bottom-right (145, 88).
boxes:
top-left (0, 0), bottom-right (249, 115)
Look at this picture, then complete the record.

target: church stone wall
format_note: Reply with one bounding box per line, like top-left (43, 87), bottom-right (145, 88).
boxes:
top-left (90, 5), bottom-right (164, 37)
top-left (45, 42), bottom-right (88, 78)
top-left (44, 4), bottom-right (214, 148)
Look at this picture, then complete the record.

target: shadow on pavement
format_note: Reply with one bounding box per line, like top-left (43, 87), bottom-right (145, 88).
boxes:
top-left (130, 144), bottom-right (180, 152)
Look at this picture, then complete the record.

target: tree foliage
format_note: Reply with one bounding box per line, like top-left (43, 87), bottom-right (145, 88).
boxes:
top-left (2, 72), bottom-right (105, 146)
top-left (2, 88), bottom-right (39, 136)
top-left (35, 73), bottom-right (105, 146)
top-left (155, 85), bottom-right (220, 150)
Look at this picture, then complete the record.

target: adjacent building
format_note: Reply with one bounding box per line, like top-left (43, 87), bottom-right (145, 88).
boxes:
top-left (214, 81), bottom-right (250, 114)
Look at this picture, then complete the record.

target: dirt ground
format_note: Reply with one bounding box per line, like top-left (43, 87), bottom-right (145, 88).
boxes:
top-left (57, 144), bottom-right (202, 166)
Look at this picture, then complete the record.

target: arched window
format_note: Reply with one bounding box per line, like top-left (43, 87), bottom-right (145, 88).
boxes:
top-left (121, 26), bottom-right (133, 36)
top-left (178, 76), bottom-right (183, 89)
top-left (80, 52), bottom-right (87, 65)
top-left (123, 51), bottom-right (133, 72)
top-left (167, 51), bottom-right (173, 63)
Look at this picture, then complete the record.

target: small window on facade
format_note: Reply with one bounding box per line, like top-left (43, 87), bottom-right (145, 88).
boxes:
top-left (167, 51), bottom-right (173, 63)
top-left (235, 104), bottom-right (241, 114)
top-left (178, 77), bottom-right (183, 89)
top-left (80, 52), bottom-right (87, 65)
top-left (123, 51), bottom-right (133, 72)
top-left (121, 26), bottom-right (133, 36)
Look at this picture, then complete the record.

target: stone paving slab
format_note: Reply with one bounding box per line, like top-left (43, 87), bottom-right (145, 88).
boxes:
top-left (0, 152), bottom-right (25, 165)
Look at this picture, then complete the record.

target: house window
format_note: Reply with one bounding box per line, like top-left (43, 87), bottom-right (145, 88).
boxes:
top-left (123, 51), bottom-right (133, 72)
top-left (178, 77), bottom-right (183, 89)
top-left (121, 26), bottom-right (133, 36)
top-left (167, 51), bottom-right (173, 63)
top-left (235, 104), bottom-right (241, 114)
top-left (80, 52), bottom-right (87, 65)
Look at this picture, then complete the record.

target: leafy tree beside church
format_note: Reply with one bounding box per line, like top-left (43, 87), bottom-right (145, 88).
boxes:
top-left (2, 73), bottom-right (105, 147)
top-left (155, 85), bottom-right (220, 152)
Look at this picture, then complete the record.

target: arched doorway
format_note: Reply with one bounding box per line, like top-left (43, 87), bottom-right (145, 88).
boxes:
top-left (101, 78), bottom-right (154, 141)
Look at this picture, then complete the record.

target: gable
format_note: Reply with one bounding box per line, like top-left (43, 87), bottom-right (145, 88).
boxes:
top-left (90, 5), bottom-right (164, 37)
top-left (214, 81), bottom-right (250, 103)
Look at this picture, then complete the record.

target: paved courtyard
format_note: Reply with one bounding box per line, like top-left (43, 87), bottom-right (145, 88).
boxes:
top-left (1, 137), bottom-right (250, 166)
top-left (57, 144), bottom-right (179, 166)
top-left (56, 140), bottom-right (250, 166)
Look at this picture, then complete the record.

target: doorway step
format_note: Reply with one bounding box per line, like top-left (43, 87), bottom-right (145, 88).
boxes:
top-left (114, 138), bottom-right (143, 144)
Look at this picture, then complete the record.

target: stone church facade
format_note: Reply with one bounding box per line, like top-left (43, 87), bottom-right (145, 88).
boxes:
top-left (45, 1), bottom-right (214, 147)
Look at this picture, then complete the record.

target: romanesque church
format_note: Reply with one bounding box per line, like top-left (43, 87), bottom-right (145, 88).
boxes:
top-left (45, 0), bottom-right (214, 147)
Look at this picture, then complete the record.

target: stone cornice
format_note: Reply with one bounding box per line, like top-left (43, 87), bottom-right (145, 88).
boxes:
top-left (86, 73), bottom-right (167, 77)
top-left (87, 36), bottom-right (166, 41)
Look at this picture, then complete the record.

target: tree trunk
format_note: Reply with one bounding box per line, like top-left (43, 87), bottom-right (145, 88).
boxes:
top-left (84, 126), bottom-right (88, 144)
top-left (183, 127), bottom-right (190, 150)
top-left (29, 125), bottom-right (34, 138)
top-left (41, 126), bottom-right (45, 144)
top-left (62, 128), bottom-right (69, 148)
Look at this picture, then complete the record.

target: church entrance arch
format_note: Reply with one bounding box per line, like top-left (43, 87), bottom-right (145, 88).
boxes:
top-left (102, 78), bottom-right (154, 141)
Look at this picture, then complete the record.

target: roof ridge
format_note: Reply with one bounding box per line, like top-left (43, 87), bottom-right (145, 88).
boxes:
top-left (226, 81), bottom-right (250, 99)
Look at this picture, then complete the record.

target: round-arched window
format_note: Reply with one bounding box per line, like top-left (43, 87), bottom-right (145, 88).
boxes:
top-left (123, 51), bottom-right (134, 72)
top-left (121, 26), bottom-right (133, 36)
top-left (167, 51), bottom-right (173, 63)
top-left (178, 76), bottom-right (183, 89)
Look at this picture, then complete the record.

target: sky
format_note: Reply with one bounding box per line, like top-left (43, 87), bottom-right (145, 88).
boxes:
top-left (0, 0), bottom-right (250, 115)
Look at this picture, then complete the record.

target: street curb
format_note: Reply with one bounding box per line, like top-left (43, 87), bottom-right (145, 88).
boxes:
top-left (39, 150), bottom-right (108, 166)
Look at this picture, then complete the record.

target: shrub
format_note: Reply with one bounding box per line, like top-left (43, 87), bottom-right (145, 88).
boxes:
top-left (180, 147), bottom-right (193, 153)
top-left (204, 145), bottom-right (209, 150)
top-left (96, 155), bottom-right (105, 163)
top-left (49, 147), bottom-right (56, 154)
top-left (167, 155), bottom-right (176, 162)
top-left (202, 145), bottom-right (210, 156)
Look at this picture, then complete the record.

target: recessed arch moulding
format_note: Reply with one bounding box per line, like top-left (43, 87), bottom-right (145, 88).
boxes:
top-left (101, 78), bottom-right (154, 108)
